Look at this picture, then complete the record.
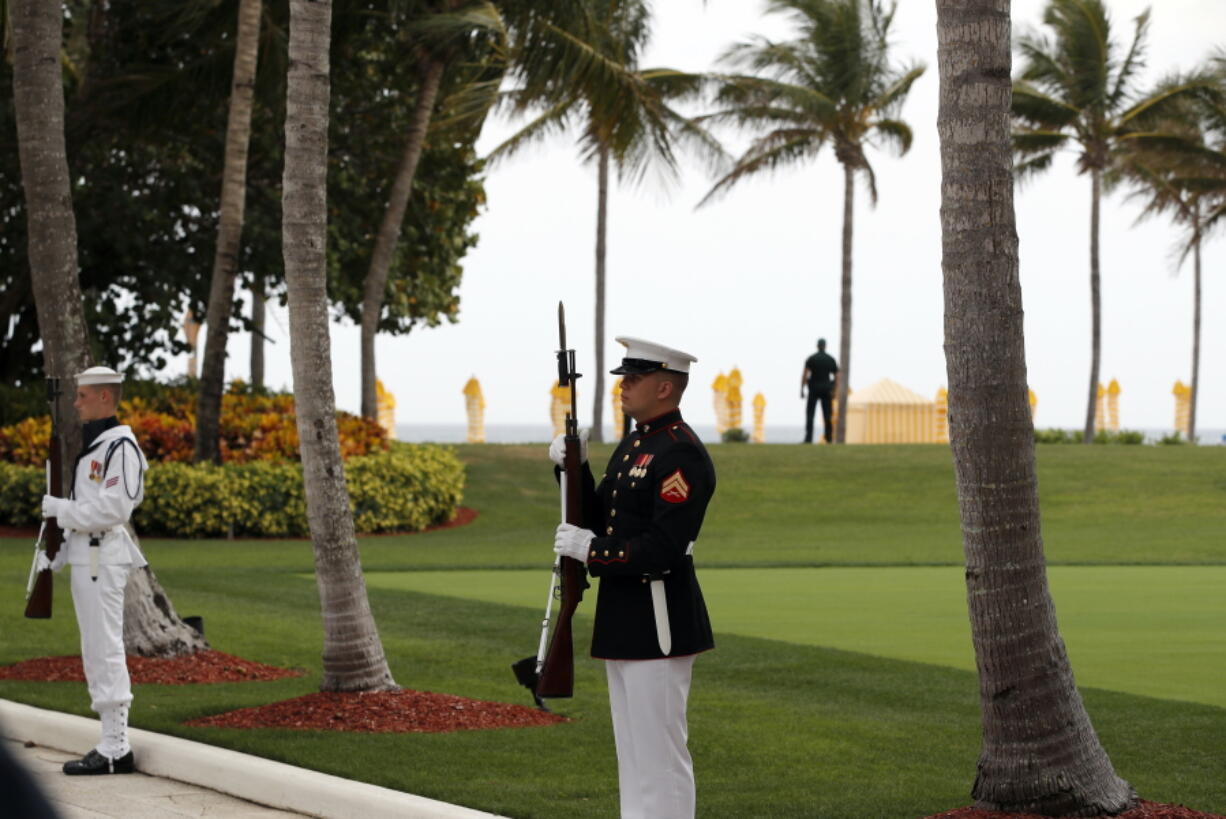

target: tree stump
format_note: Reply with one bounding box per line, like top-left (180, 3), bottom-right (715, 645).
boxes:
top-left (122, 527), bottom-right (209, 658)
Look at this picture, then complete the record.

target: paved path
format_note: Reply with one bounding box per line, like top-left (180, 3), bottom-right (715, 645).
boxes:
top-left (1, 699), bottom-right (503, 819)
top-left (7, 737), bottom-right (304, 818)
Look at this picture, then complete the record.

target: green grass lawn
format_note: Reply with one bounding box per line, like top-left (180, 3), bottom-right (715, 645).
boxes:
top-left (1, 443), bottom-right (1223, 818)
top-left (363, 564), bottom-right (1226, 709)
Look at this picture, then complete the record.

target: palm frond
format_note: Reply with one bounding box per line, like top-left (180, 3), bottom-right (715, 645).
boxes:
top-left (861, 157), bottom-right (879, 207)
top-left (1107, 8), bottom-right (1150, 110)
top-left (484, 97), bottom-right (577, 166)
top-left (696, 130), bottom-right (824, 209)
top-left (408, 1), bottom-right (507, 59)
top-left (872, 63), bottom-right (927, 115)
top-left (1054, 0), bottom-right (1111, 111)
top-left (1016, 33), bottom-right (1069, 91)
top-left (504, 17), bottom-right (644, 117)
top-left (431, 77), bottom-right (503, 136)
top-left (1203, 198), bottom-right (1226, 234)
top-left (1014, 151), bottom-right (1056, 183)
top-left (718, 36), bottom-right (822, 91)
top-left (1119, 76), bottom-right (1226, 129)
top-left (708, 73), bottom-right (839, 126)
top-left (651, 99), bottom-right (731, 178)
top-left (639, 68), bottom-right (711, 105)
top-left (1012, 82), bottom-right (1080, 128)
top-left (871, 118), bottom-right (912, 155)
top-left (1014, 129), bottom-right (1070, 157)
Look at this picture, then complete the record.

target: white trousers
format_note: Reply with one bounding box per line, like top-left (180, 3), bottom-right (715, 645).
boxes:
top-left (70, 563), bottom-right (133, 757)
top-left (605, 656), bottom-right (697, 819)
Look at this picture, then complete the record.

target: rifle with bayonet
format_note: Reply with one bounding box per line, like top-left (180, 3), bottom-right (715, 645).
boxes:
top-left (512, 302), bottom-right (590, 706)
top-left (25, 378), bottom-right (63, 619)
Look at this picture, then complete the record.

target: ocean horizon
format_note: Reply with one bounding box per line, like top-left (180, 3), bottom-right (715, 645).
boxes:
top-left (396, 423), bottom-right (1226, 446)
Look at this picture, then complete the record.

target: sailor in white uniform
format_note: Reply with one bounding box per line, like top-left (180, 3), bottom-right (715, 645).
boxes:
top-left (39, 365), bottom-right (148, 775)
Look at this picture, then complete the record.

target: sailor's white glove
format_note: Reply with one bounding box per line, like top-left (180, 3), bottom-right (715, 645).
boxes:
top-left (548, 430), bottom-right (589, 466)
top-left (34, 550), bottom-right (65, 573)
top-left (554, 523), bottom-right (594, 563)
top-left (41, 495), bottom-right (64, 519)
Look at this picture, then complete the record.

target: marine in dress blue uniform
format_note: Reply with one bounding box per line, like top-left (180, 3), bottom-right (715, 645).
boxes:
top-left (551, 337), bottom-right (715, 819)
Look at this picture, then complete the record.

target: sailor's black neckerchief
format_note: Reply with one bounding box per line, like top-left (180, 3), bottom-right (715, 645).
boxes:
top-left (71, 416), bottom-right (120, 500)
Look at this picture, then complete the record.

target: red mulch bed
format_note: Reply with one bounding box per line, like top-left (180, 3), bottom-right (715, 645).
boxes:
top-left (184, 690), bottom-right (567, 734)
top-left (0, 507), bottom-right (478, 541)
top-left (925, 801), bottom-right (1225, 819)
top-left (0, 651), bottom-right (303, 684)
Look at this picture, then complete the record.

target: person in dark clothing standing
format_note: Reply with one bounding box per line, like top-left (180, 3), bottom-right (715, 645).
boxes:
top-left (801, 338), bottom-right (839, 443)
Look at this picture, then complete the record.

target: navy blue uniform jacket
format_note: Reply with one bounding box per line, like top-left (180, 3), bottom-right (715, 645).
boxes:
top-left (575, 409), bottom-right (716, 660)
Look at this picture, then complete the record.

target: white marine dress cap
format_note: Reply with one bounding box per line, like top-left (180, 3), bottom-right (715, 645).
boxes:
top-left (610, 337), bottom-right (697, 375)
top-left (76, 366), bottom-right (125, 386)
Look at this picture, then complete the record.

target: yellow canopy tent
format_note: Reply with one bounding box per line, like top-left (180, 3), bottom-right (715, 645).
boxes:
top-left (845, 378), bottom-right (938, 444)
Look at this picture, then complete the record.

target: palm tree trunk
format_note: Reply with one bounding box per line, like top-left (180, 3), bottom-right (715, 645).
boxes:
top-left (360, 56), bottom-right (446, 420)
top-left (1188, 211), bottom-right (1201, 443)
top-left (935, 2), bottom-right (1135, 813)
top-left (195, 0), bottom-right (263, 464)
top-left (591, 144), bottom-right (609, 443)
top-left (284, 0), bottom-right (396, 693)
top-left (15, 0), bottom-right (201, 655)
top-left (1083, 168), bottom-right (1102, 444)
top-left (11, 0), bottom-right (89, 463)
top-left (250, 272), bottom-right (266, 389)
top-left (834, 160), bottom-right (854, 444)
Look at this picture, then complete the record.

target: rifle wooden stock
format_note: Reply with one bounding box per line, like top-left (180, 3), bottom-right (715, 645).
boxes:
top-left (535, 437), bottom-right (589, 698)
top-left (24, 569), bottom-right (53, 619)
top-left (25, 381), bottom-right (62, 619)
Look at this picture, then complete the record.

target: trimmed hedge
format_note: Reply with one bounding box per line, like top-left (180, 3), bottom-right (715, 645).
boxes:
top-left (0, 444), bottom-right (464, 538)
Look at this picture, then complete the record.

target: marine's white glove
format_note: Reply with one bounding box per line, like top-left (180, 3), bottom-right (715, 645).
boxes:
top-left (41, 495), bottom-right (64, 519)
top-left (554, 523), bottom-right (595, 563)
top-left (35, 551), bottom-right (52, 573)
top-left (548, 430), bottom-right (589, 467)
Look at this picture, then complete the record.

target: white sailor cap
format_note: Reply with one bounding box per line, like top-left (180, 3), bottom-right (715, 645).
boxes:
top-left (76, 366), bottom-right (125, 386)
top-left (610, 337), bottom-right (697, 375)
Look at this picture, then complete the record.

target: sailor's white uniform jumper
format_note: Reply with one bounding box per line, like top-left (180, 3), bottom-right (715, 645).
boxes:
top-left (49, 421), bottom-right (148, 760)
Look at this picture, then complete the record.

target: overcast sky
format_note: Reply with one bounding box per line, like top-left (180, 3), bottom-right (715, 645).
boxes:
top-left (183, 0), bottom-right (1226, 437)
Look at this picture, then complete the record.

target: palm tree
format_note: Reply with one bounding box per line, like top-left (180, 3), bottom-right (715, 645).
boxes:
top-left (11, 0), bottom-right (91, 458)
top-left (13, 0), bottom-right (208, 658)
top-left (936, 0), bottom-right (1136, 813)
top-left (698, 0), bottom-right (924, 444)
top-left (358, 0), bottom-right (506, 420)
top-left (1122, 87), bottom-right (1226, 444)
top-left (195, 0), bottom-right (265, 463)
top-left (1011, 0), bottom-right (1220, 444)
top-left (284, 0), bottom-right (396, 691)
top-left (491, 1), bottom-right (722, 442)
top-left (250, 272), bottom-right (267, 389)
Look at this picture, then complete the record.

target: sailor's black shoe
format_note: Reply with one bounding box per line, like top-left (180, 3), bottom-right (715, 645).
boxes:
top-left (62, 749), bottom-right (135, 775)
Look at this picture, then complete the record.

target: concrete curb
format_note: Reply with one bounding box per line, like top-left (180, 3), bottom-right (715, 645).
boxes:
top-left (0, 698), bottom-right (504, 819)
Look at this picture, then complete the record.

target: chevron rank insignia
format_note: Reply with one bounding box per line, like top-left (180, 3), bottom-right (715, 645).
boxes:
top-left (659, 469), bottom-right (690, 503)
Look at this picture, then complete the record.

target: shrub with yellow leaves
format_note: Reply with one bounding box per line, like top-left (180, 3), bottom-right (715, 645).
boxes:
top-left (0, 383), bottom-right (388, 466)
top-left (0, 443), bottom-right (463, 537)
